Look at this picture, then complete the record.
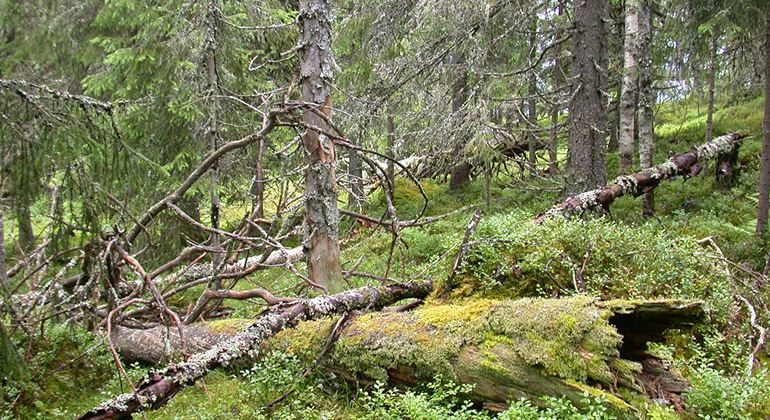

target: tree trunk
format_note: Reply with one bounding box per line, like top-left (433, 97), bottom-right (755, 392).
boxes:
top-left (550, 3), bottom-right (564, 175)
top-left (538, 132), bottom-right (745, 222)
top-left (249, 136), bottom-right (266, 222)
top-left (705, 38), bottom-right (717, 143)
top-left (299, 0), bottom-right (344, 293)
top-left (15, 201), bottom-right (34, 252)
top-left (637, 0), bottom-right (654, 217)
top-left (0, 204), bottom-right (7, 292)
top-left (758, 8), bottom-right (770, 234)
top-left (386, 114), bottom-right (395, 186)
top-left (76, 281), bottom-right (433, 420)
top-left (449, 53), bottom-right (471, 191)
top-left (205, 1), bottom-right (223, 279)
top-left (565, 0), bottom-right (608, 197)
top-left (109, 297), bottom-right (703, 418)
top-left (618, 0), bottom-right (640, 172)
top-left (528, 19), bottom-right (539, 178)
top-left (347, 147), bottom-right (364, 209)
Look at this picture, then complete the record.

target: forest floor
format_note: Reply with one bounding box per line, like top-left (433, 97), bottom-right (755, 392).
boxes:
top-left (5, 93), bottom-right (770, 420)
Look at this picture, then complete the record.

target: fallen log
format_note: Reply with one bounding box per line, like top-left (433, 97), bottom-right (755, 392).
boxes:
top-left (536, 132), bottom-right (746, 222)
top-left (75, 280), bottom-right (432, 420)
top-left (108, 296), bottom-right (704, 418)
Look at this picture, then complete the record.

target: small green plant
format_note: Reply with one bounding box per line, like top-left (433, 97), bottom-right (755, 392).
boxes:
top-left (684, 364), bottom-right (770, 420)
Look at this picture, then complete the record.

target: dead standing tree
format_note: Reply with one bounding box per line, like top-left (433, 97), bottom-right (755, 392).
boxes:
top-left (299, 0), bottom-right (345, 294)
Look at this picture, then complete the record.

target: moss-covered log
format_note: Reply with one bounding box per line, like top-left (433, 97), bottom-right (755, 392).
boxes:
top-left (75, 281), bottom-right (432, 420)
top-left (109, 297), bottom-right (704, 418)
top-left (536, 132), bottom-right (746, 222)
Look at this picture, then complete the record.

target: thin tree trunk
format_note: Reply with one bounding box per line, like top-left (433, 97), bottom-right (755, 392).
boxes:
top-left (565, 0), bottom-right (608, 197)
top-left (705, 37), bottom-right (717, 143)
top-left (549, 3), bottom-right (564, 175)
top-left (618, 0), bottom-right (639, 172)
top-left (637, 0), bottom-right (654, 217)
top-left (249, 135), bottom-right (265, 222)
top-left (757, 9), bottom-right (770, 234)
top-left (0, 204), bottom-right (6, 292)
top-left (387, 114), bottom-right (395, 186)
top-left (299, 0), bottom-right (344, 293)
top-left (528, 18), bottom-right (539, 178)
top-left (347, 147), bottom-right (363, 209)
top-left (205, 2), bottom-right (223, 278)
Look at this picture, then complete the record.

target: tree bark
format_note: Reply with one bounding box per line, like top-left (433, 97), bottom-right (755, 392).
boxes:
top-left (550, 3), bottom-right (564, 175)
top-left (347, 147), bottom-right (364, 209)
top-left (76, 281), bottom-right (433, 420)
top-left (299, 0), bottom-right (344, 293)
top-left (637, 0), bottom-right (654, 217)
top-left (386, 114), bottom-right (396, 186)
top-left (705, 37), bottom-right (717, 143)
top-left (205, 1), bottom-right (223, 280)
top-left (565, 0), bottom-right (608, 197)
top-left (528, 18), bottom-right (539, 178)
top-left (538, 132), bottom-right (745, 222)
top-left (449, 53), bottom-right (471, 191)
top-left (618, 0), bottom-right (640, 172)
top-left (757, 8), bottom-right (770, 234)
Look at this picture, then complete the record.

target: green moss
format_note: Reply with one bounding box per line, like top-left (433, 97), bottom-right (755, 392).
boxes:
top-left (205, 318), bottom-right (253, 334)
top-left (565, 379), bottom-right (636, 413)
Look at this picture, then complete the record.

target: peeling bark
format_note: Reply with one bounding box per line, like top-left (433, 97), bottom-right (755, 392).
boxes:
top-left (75, 281), bottom-right (433, 420)
top-left (299, 0), bottom-right (344, 293)
top-left (537, 132), bottom-right (746, 222)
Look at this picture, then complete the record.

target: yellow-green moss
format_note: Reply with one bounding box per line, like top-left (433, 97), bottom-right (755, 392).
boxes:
top-left (565, 379), bottom-right (636, 413)
top-left (205, 318), bottom-right (253, 334)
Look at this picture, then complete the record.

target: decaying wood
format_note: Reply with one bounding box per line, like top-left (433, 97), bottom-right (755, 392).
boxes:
top-left (108, 297), bottom-right (704, 418)
top-left (75, 281), bottom-right (432, 420)
top-left (536, 132), bottom-right (746, 222)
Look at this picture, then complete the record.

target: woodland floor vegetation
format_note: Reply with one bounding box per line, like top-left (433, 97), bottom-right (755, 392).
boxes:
top-left (3, 93), bottom-right (770, 419)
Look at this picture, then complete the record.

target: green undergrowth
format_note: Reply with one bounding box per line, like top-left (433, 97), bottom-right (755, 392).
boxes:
top-left (445, 213), bottom-right (733, 309)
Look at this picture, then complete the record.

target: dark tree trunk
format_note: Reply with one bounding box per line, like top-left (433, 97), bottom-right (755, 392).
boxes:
top-left (347, 147), bottom-right (364, 209)
top-left (705, 38), bottom-right (717, 143)
top-left (15, 201), bottom-right (34, 252)
top-left (565, 0), bottom-right (608, 197)
top-left (299, 0), bottom-right (344, 293)
top-left (757, 9), bottom-right (770, 234)
top-left (449, 53), bottom-right (471, 190)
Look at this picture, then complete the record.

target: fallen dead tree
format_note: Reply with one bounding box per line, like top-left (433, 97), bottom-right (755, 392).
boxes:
top-left (108, 297), bottom-right (703, 417)
top-left (76, 281), bottom-right (432, 420)
top-left (536, 132), bottom-right (746, 222)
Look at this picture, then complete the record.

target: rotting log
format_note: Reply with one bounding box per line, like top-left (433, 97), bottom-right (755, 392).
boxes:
top-left (75, 281), bottom-right (432, 420)
top-left (536, 132), bottom-right (746, 222)
top-left (108, 297), bottom-right (704, 418)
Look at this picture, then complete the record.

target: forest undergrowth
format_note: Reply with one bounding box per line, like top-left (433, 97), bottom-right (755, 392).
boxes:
top-left (3, 95), bottom-right (770, 420)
